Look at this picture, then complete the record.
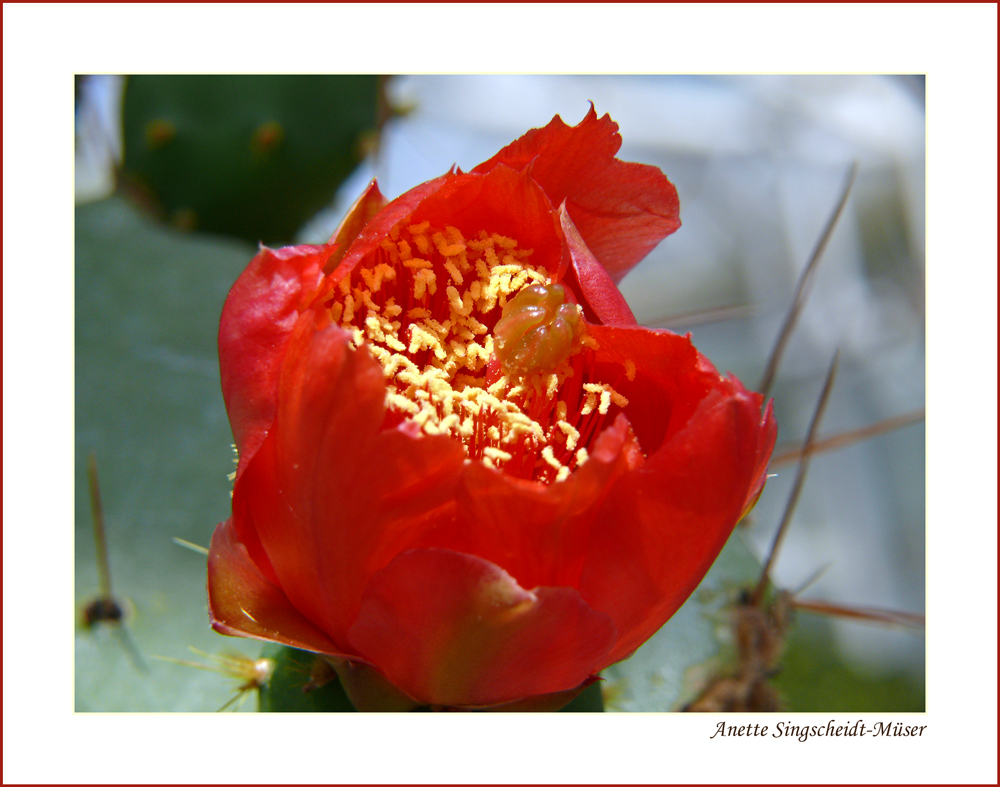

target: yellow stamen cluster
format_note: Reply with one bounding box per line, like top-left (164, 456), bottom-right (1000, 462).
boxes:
top-left (327, 222), bottom-right (630, 483)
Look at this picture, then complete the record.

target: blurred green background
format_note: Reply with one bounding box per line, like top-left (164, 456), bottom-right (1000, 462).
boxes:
top-left (74, 75), bottom-right (926, 713)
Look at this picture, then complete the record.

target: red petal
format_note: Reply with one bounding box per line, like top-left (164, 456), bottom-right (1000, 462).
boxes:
top-left (331, 166), bottom-right (565, 285)
top-left (473, 105), bottom-right (680, 282)
top-left (239, 312), bottom-right (466, 645)
top-left (335, 172), bottom-right (453, 277)
top-left (207, 517), bottom-right (345, 656)
top-left (743, 398), bottom-right (778, 517)
top-left (347, 548), bottom-right (616, 708)
top-left (218, 243), bottom-right (331, 473)
top-left (558, 204), bottom-right (637, 325)
top-left (586, 324), bottom-right (714, 456)
top-left (443, 414), bottom-right (639, 592)
top-left (324, 178), bottom-right (388, 273)
top-left (579, 380), bottom-right (771, 667)
top-left (402, 164), bottom-right (565, 276)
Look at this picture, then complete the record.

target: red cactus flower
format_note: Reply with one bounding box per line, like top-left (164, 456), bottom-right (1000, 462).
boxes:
top-left (207, 106), bottom-right (777, 711)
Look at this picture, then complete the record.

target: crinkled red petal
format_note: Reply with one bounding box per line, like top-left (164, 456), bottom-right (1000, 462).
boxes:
top-left (347, 548), bottom-right (616, 708)
top-left (472, 105), bottom-right (680, 282)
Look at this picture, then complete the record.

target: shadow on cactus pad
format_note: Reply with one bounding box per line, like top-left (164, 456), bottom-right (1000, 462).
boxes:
top-left (257, 644), bottom-right (605, 712)
top-left (119, 75), bottom-right (384, 245)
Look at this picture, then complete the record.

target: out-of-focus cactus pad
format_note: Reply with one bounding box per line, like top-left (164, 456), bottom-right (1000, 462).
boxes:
top-left (120, 75), bottom-right (383, 244)
top-left (257, 645), bottom-right (358, 712)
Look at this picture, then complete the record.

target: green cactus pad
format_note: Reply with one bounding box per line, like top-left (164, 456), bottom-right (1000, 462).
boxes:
top-left (120, 75), bottom-right (383, 245)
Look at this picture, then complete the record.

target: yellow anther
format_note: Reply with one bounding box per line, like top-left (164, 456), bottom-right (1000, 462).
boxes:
top-left (388, 393), bottom-right (420, 415)
top-left (446, 285), bottom-right (464, 314)
top-left (556, 421), bottom-right (580, 452)
top-left (385, 333), bottom-right (407, 353)
top-left (407, 324), bottom-right (443, 359)
top-left (484, 446), bottom-right (513, 463)
top-left (444, 260), bottom-right (464, 285)
top-left (487, 377), bottom-right (508, 396)
top-left (364, 316), bottom-right (385, 343)
top-left (383, 299), bottom-right (402, 319)
top-left (439, 413), bottom-right (461, 432)
top-left (367, 343), bottom-right (391, 364)
top-left (360, 289), bottom-right (379, 313)
top-left (413, 268), bottom-right (437, 299)
top-left (423, 317), bottom-right (451, 338)
top-left (596, 390), bottom-right (609, 415)
top-left (452, 324), bottom-right (476, 343)
top-left (467, 234), bottom-right (494, 251)
top-left (541, 445), bottom-right (564, 472)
